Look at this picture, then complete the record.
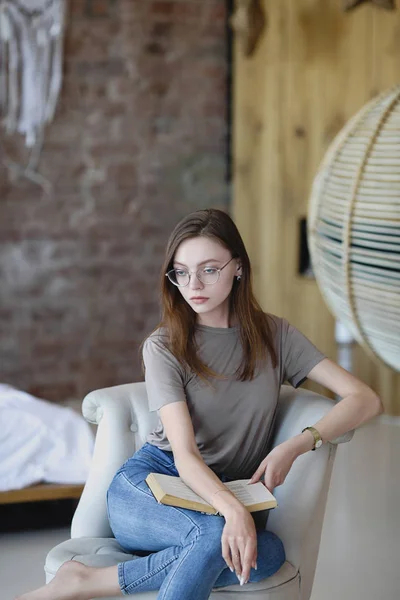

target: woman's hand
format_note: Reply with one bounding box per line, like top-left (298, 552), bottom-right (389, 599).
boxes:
top-left (221, 506), bottom-right (257, 585)
top-left (248, 443), bottom-right (297, 492)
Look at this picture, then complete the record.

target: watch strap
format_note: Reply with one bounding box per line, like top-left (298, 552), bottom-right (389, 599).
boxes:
top-left (302, 426), bottom-right (322, 451)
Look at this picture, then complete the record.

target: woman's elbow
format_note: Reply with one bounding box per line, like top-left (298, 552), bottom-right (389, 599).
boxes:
top-left (370, 392), bottom-right (384, 416)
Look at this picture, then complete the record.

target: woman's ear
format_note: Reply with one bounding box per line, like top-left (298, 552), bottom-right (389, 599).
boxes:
top-left (236, 262), bottom-right (242, 277)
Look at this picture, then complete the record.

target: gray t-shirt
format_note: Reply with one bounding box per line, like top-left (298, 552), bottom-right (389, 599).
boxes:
top-left (143, 313), bottom-right (325, 480)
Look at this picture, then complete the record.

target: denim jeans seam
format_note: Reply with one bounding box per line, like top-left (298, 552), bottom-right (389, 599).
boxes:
top-left (119, 471), bottom-right (202, 543)
top-left (121, 552), bottom-right (181, 594)
top-left (159, 539), bottom-right (197, 600)
top-left (118, 562), bottom-right (127, 595)
top-left (119, 472), bottom-right (153, 497)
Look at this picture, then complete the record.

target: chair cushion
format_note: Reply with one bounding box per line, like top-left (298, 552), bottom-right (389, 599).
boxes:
top-left (45, 537), bottom-right (299, 599)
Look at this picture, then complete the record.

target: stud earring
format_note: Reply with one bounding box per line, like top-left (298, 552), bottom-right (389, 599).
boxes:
top-left (237, 275), bottom-right (241, 281)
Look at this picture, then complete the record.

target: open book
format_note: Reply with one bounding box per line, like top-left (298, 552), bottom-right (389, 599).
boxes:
top-left (145, 472), bottom-right (277, 515)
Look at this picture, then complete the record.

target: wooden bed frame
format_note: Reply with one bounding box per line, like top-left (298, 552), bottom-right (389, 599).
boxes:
top-left (0, 483), bottom-right (84, 505)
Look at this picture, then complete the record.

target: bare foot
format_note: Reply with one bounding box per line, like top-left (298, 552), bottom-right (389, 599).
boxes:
top-left (14, 560), bottom-right (90, 600)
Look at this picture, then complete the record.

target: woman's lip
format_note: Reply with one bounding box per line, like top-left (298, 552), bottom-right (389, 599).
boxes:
top-left (191, 297), bottom-right (209, 300)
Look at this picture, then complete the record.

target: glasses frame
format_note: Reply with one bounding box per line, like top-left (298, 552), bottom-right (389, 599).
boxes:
top-left (165, 256), bottom-right (237, 288)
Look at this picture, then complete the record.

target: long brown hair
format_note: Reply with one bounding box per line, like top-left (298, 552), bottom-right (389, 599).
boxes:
top-left (141, 208), bottom-right (277, 382)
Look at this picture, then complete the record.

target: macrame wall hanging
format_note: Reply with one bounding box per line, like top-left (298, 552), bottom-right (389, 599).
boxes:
top-left (0, 0), bottom-right (67, 188)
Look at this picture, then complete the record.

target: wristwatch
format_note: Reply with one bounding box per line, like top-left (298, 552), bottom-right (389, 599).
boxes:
top-left (302, 426), bottom-right (323, 451)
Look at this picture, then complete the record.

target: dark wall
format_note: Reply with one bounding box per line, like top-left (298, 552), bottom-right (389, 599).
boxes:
top-left (0, 0), bottom-right (229, 402)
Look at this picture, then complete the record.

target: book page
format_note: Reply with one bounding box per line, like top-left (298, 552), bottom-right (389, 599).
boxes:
top-left (225, 480), bottom-right (275, 506)
top-left (150, 474), bottom-right (275, 508)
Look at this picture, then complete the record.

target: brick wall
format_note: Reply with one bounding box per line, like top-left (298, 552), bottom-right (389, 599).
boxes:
top-left (0, 0), bottom-right (228, 402)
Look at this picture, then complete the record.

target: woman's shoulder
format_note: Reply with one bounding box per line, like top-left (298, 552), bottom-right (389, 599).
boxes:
top-left (145, 325), bottom-right (169, 342)
top-left (143, 326), bottom-right (170, 354)
top-left (143, 327), bottom-right (182, 361)
top-left (262, 312), bottom-right (294, 350)
top-left (262, 311), bottom-right (284, 332)
top-left (142, 328), bottom-right (187, 375)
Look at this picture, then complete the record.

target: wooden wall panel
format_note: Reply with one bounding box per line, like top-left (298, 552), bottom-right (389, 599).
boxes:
top-left (232, 0), bottom-right (400, 414)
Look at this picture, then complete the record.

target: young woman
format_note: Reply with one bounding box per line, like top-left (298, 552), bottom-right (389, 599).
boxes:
top-left (17, 209), bottom-right (383, 600)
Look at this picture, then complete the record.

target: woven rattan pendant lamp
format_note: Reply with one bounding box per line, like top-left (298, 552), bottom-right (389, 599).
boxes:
top-left (308, 86), bottom-right (400, 373)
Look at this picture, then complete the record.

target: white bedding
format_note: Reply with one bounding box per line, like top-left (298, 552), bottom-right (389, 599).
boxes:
top-left (0, 384), bottom-right (95, 491)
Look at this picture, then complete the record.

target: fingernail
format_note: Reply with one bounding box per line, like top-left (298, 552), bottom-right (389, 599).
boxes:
top-left (236, 573), bottom-right (241, 583)
top-left (255, 562), bottom-right (258, 570)
top-left (229, 566), bottom-right (234, 572)
top-left (240, 576), bottom-right (245, 586)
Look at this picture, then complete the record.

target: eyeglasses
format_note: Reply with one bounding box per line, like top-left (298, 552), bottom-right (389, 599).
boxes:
top-left (166, 257), bottom-right (236, 287)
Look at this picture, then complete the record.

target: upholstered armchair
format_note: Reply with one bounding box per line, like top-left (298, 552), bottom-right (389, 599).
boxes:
top-left (44, 382), bottom-right (353, 600)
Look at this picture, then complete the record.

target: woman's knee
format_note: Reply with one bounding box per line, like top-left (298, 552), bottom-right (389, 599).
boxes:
top-left (261, 531), bottom-right (286, 568)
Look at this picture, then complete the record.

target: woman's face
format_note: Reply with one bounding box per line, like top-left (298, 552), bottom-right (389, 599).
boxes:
top-left (172, 236), bottom-right (241, 322)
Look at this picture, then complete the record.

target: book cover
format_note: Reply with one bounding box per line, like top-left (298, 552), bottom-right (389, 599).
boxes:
top-left (145, 472), bottom-right (277, 515)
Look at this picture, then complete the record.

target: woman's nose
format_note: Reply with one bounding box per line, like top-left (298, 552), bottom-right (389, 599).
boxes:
top-left (189, 272), bottom-right (203, 289)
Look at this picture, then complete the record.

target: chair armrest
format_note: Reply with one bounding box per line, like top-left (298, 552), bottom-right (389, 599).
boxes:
top-left (71, 384), bottom-right (147, 538)
top-left (267, 386), bottom-right (354, 575)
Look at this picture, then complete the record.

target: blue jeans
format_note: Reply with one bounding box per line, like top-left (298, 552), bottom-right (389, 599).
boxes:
top-left (106, 442), bottom-right (285, 599)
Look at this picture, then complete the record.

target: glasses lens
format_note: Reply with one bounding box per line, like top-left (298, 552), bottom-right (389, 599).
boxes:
top-left (197, 268), bottom-right (219, 284)
top-left (167, 269), bottom-right (189, 287)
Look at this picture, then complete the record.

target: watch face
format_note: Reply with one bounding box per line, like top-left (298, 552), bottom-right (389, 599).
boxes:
top-left (315, 439), bottom-right (323, 448)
